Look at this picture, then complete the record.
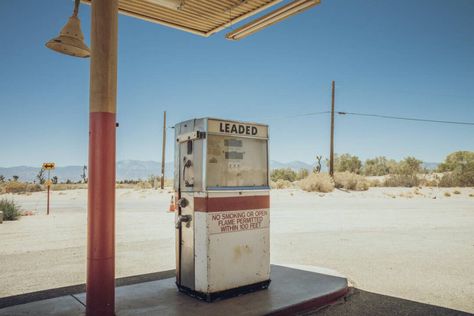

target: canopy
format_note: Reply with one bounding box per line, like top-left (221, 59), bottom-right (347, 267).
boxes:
top-left (81, 0), bottom-right (282, 36)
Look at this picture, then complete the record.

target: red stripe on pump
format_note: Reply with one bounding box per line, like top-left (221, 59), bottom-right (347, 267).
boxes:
top-left (194, 195), bottom-right (269, 212)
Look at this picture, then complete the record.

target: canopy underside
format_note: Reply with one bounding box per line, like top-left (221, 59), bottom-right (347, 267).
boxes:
top-left (81, 0), bottom-right (282, 36)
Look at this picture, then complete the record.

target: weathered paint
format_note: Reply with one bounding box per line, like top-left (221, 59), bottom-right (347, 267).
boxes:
top-left (86, 0), bottom-right (118, 314)
top-left (192, 192), bottom-right (271, 293)
top-left (175, 118), bottom-right (270, 299)
top-left (194, 195), bottom-right (270, 212)
top-left (87, 112), bottom-right (116, 315)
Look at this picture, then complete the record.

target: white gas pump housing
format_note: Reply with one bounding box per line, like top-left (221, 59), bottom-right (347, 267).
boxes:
top-left (174, 118), bottom-right (270, 301)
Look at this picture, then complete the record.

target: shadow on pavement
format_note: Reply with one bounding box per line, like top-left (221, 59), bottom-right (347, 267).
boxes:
top-left (308, 288), bottom-right (473, 316)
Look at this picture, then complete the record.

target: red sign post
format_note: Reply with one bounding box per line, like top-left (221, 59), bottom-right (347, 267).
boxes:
top-left (42, 163), bottom-right (55, 215)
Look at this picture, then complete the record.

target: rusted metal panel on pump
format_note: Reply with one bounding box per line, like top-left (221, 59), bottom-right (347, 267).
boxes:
top-left (177, 192), bottom-right (195, 289)
top-left (198, 191), bottom-right (270, 292)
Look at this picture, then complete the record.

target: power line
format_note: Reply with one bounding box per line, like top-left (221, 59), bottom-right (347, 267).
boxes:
top-left (337, 111), bottom-right (474, 126)
top-left (255, 110), bottom-right (330, 120)
top-left (168, 110), bottom-right (474, 126)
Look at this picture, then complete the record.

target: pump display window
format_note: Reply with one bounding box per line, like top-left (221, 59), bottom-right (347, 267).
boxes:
top-left (206, 135), bottom-right (268, 188)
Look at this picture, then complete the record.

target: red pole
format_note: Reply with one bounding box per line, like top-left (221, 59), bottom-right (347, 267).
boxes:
top-left (47, 185), bottom-right (50, 216)
top-left (86, 0), bottom-right (118, 315)
top-left (47, 169), bottom-right (51, 215)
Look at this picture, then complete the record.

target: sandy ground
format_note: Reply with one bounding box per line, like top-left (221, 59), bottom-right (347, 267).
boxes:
top-left (0, 187), bottom-right (473, 313)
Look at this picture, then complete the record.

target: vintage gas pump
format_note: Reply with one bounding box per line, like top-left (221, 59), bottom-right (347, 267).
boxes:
top-left (174, 118), bottom-right (270, 302)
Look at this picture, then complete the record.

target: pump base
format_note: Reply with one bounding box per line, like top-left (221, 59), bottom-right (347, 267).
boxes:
top-left (177, 280), bottom-right (271, 302)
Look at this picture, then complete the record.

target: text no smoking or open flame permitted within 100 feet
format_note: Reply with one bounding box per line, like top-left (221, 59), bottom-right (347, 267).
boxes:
top-left (209, 210), bottom-right (269, 234)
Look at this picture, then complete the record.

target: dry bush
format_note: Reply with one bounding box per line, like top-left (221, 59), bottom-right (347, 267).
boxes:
top-left (453, 190), bottom-right (461, 195)
top-left (136, 181), bottom-right (152, 189)
top-left (333, 154), bottom-right (362, 174)
top-left (436, 151), bottom-right (474, 187)
top-left (271, 179), bottom-right (293, 189)
top-left (296, 168), bottom-right (309, 180)
top-left (437, 151), bottom-right (474, 172)
top-left (0, 198), bottom-right (21, 220)
top-left (444, 192), bottom-right (451, 197)
top-left (363, 156), bottom-right (398, 176)
top-left (439, 171), bottom-right (474, 187)
top-left (25, 184), bottom-right (42, 193)
top-left (3, 182), bottom-right (28, 193)
top-left (298, 173), bottom-right (334, 193)
top-left (116, 183), bottom-right (135, 189)
top-left (419, 178), bottom-right (439, 187)
top-left (271, 168), bottom-right (297, 182)
top-left (396, 157), bottom-right (424, 175)
top-left (384, 175), bottom-right (419, 187)
top-left (51, 183), bottom-right (87, 191)
top-left (469, 193), bottom-right (474, 197)
top-left (367, 178), bottom-right (383, 187)
top-left (334, 172), bottom-right (369, 191)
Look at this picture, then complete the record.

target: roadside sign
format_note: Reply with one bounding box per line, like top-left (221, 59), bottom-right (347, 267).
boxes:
top-left (42, 162), bottom-right (55, 215)
top-left (42, 163), bottom-right (55, 170)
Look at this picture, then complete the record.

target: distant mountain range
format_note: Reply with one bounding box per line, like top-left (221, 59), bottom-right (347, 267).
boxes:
top-left (0, 160), bottom-right (173, 183)
top-left (0, 159), bottom-right (439, 183)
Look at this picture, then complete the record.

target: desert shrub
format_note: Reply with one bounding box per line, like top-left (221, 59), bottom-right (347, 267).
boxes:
top-left (27, 184), bottom-right (43, 192)
top-left (116, 183), bottom-right (131, 189)
top-left (334, 172), bottom-right (369, 191)
top-left (296, 168), bottom-right (309, 180)
top-left (4, 181), bottom-right (28, 193)
top-left (419, 174), bottom-right (440, 187)
top-left (437, 151), bottom-right (474, 172)
top-left (51, 183), bottom-right (87, 191)
top-left (367, 178), bottom-right (383, 187)
top-left (384, 174), bottom-right (419, 187)
top-left (419, 179), bottom-right (439, 187)
top-left (444, 192), bottom-right (451, 197)
top-left (439, 170), bottom-right (474, 187)
top-left (0, 198), bottom-right (21, 220)
top-left (298, 173), bottom-right (334, 193)
top-left (332, 154), bottom-right (362, 174)
top-left (36, 168), bottom-right (46, 185)
top-left (436, 151), bottom-right (474, 187)
top-left (271, 168), bottom-right (297, 182)
top-left (453, 190), bottom-right (461, 194)
top-left (147, 175), bottom-right (161, 189)
top-left (271, 179), bottom-right (293, 189)
top-left (136, 181), bottom-right (152, 189)
top-left (396, 156), bottom-right (424, 175)
top-left (381, 156), bottom-right (423, 187)
top-left (363, 157), bottom-right (398, 176)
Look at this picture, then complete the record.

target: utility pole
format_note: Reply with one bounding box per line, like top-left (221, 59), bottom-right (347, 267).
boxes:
top-left (329, 81), bottom-right (335, 178)
top-left (161, 111), bottom-right (166, 189)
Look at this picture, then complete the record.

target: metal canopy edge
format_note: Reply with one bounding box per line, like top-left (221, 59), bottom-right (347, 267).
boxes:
top-left (80, 0), bottom-right (282, 37)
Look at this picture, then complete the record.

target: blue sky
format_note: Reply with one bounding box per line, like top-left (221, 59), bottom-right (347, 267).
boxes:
top-left (0, 0), bottom-right (473, 167)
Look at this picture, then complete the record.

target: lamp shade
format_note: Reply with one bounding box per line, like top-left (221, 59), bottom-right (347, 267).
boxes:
top-left (46, 16), bottom-right (90, 58)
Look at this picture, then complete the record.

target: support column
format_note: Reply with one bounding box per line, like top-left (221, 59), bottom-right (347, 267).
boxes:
top-left (86, 0), bottom-right (118, 315)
